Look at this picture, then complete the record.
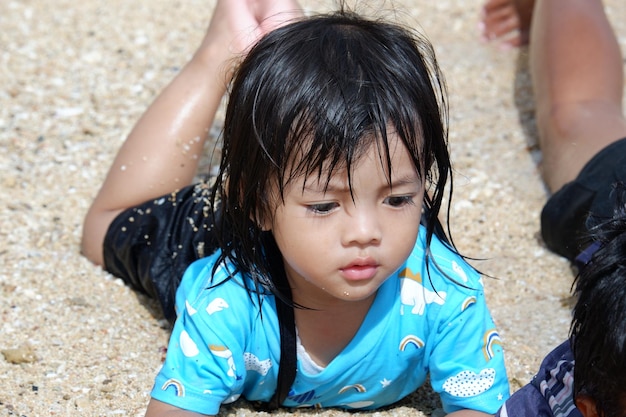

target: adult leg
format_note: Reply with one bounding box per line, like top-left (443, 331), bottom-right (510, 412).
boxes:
top-left (529, 0), bottom-right (626, 193)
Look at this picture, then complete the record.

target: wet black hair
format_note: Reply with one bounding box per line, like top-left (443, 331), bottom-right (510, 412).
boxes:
top-left (570, 183), bottom-right (626, 417)
top-left (210, 7), bottom-right (453, 302)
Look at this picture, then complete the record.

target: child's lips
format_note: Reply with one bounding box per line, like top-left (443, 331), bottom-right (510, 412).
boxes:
top-left (340, 260), bottom-right (379, 281)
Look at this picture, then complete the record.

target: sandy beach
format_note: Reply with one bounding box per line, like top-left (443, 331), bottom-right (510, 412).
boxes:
top-left (1, 0), bottom-right (625, 415)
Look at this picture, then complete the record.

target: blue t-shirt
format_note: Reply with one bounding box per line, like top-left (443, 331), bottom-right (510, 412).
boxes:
top-left (151, 227), bottom-right (510, 414)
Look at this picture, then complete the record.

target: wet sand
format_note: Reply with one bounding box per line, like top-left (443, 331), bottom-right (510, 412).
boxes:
top-left (1, 0), bottom-right (625, 415)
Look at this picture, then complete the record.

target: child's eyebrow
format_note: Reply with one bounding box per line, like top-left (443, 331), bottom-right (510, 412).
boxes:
top-left (388, 175), bottom-right (422, 188)
top-left (385, 178), bottom-right (424, 194)
top-left (301, 181), bottom-right (348, 194)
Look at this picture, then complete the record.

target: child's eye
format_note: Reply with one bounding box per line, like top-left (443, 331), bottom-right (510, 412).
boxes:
top-left (384, 195), bottom-right (415, 207)
top-left (307, 202), bottom-right (339, 214)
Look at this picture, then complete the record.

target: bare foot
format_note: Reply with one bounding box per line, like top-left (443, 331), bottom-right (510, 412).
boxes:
top-left (479, 0), bottom-right (534, 47)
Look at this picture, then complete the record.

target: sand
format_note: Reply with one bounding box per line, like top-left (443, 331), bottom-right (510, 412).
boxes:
top-left (1, 0), bottom-right (625, 416)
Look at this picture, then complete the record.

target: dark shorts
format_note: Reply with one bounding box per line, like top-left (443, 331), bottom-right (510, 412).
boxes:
top-left (541, 137), bottom-right (626, 261)
top-left (102, 181), bottom-right (220, 322)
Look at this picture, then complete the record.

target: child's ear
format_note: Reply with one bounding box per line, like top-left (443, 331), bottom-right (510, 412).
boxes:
top-left (575, 394), bottom-right (599, 417)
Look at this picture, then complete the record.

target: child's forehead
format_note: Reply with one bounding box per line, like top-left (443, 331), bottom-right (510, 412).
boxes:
top-left (286, 137), bottom-right (419, 189)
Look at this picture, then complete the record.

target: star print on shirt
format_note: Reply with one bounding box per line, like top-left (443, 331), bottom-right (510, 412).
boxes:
top-left (380, 378), bottom-right (392, 388)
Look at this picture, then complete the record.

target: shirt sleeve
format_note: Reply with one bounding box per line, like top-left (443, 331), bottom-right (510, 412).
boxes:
top-left (424, 254), bottom-right (510, 414)
top-left (150, 258), bottom-right (250, 415)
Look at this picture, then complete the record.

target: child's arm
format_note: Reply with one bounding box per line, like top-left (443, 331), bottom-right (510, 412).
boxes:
top-left (81, 0), bottom-right (302, 266)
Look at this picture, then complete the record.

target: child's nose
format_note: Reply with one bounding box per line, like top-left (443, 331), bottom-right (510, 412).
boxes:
top-left (341, 208), bottom-right (382, 246)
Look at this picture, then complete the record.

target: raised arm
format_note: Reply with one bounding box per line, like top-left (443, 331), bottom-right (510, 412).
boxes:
top-left (81, 0), bottom-right (302, 265)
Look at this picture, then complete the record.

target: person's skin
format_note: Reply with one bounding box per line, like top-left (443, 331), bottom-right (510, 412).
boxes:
top-left (80, 0), bottom-right (302, 265)
top-left (480, 0), bottom-right (626, 194)
top-left (575, 395), bottom-right (600, 417)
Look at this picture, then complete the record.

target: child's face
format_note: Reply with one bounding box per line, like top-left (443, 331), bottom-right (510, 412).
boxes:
top-left (269, 136), bottom-right (424, 308)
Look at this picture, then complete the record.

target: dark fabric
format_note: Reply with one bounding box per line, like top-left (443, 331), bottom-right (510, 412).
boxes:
top-left (102, 182), bottom-right (220, 322)
top-left (495, 384), bottom-right (555, 417)
top-left (496, 341), bottom-right (581, 417)
top-left (541, 137), bottom-right (626, 261)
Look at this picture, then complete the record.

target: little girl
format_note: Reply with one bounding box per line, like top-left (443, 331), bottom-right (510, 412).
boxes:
top-left (81, 1), bottom-right (510, 415)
